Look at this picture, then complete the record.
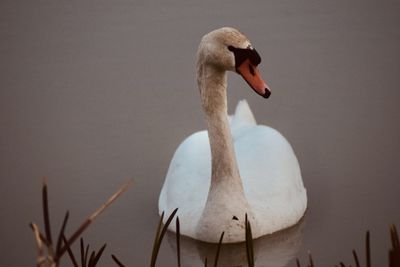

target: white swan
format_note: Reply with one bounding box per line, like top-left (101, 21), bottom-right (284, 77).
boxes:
top-left (159, 27), bottom-right (307, 243)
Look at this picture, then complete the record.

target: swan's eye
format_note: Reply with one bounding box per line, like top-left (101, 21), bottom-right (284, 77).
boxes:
top-left (227, 45), bottom-right (262, 69)
top-left (248, 49), bottom-right (261, 66)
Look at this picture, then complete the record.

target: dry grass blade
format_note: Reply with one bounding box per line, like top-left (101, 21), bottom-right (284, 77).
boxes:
top-left (84, 243), bottom-right (90, 267)
top-left (352, 249), bottom-right (360, 267)
top-left (88, 180), bottom-right (133, 221)
top-left (213, 231), bottom-right (224, 267)
top-left (29, 222), bottom-right (50, 247)
top-left (390, 224), bottom-right (400, 267)
top-left (55, 211), bottom-right (69, 259)
top-left (339, 262), bottom-right (346, 267)
top-left (150, 211), bottom-right (165, 267)
top-left (31, 223), bottom-right (45, 258)
top-left (42, 177), bottom-right (53, 248)
top-left (176, 217), bottom-right (181, 267)
top-left (59, 180), bottom-right (132, 258)
top-left (80, 238), bottom-right (86, 267)
top-left (63, 235), bottom-right (79, 267)
top-left (366, 231), bottom-right (371, 267)
top-left (85, 243), bottom-right (91, 267)
top-left (89, 243), bottom-right (107, 267)
top-left (112, 254), bottom-right (126, 267)
top-left (88, 251), bottom-right (96, 267)
top-left (204, 257), bottom-right (208, 267)
top-left (150, 208), bottom-right (178, 267)
top-left (245, 214), bottom-right (254, 267)
top-left (308, 251), bottom-right (314, 267)
top-left (391, 225), bottom-right (400, 248)
top-left (158, 208), bottom-right (178, 244)
top-left (151, 211), bottom-right (164, 266)
top-left (296, 258), bottom-right (301, 267)
top-left (77, 236), bottom-right (106, 267)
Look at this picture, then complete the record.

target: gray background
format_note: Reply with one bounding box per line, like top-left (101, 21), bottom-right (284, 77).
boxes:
top-left (1, 0), bottom-right (399, 266)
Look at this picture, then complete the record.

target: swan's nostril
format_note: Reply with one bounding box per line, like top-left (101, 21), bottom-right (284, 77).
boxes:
top-left (249, 64), bottom-right (255, 76)
top-left (263, 89), bottom-right (271, 98)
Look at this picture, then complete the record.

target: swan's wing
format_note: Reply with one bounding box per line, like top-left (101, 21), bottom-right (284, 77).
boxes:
top-left (230, 99), bottom-right (257, 129)
top-left (236, 126), bottom-right (304, 193)
top-left (234, 125), bottom-right (307, 233)
top-left (159, 131), bottom-right (211, 220)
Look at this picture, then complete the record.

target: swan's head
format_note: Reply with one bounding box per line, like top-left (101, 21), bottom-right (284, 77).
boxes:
top-left (197, 27), bottom-right (271, 98)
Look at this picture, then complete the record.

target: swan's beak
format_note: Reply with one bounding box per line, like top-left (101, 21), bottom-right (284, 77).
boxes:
top-left (237, 59), bottom-right (271, 98)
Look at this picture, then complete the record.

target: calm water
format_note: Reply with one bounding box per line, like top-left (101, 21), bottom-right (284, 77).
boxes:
top-left (1, 1), bottom-right (399, 266)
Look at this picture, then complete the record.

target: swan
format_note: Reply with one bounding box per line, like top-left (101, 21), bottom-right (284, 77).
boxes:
top-left (159, 27), bottom-right (307, 243)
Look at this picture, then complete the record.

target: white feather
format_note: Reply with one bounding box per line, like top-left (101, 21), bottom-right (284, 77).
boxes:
top-left (159, 100), bottom-right (307, 242)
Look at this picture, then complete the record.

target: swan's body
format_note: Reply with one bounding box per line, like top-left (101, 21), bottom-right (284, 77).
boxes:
top-left (159, 28), bottom-right (307, 243)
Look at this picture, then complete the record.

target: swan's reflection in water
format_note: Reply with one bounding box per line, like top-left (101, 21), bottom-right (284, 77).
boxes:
top-left (165, 217), bottom-right (305, 267)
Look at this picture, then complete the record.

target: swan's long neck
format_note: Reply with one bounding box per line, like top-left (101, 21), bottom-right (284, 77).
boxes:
top-left (196, 61), bottom-right (252, 242)
top-left (197, 63), bottom-right (244, 194)
top-left (195, 41), bottom-right (257, 242)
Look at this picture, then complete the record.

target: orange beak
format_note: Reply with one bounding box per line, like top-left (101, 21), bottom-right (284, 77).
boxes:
top-left (237, 59), bottom-right (271, 98)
